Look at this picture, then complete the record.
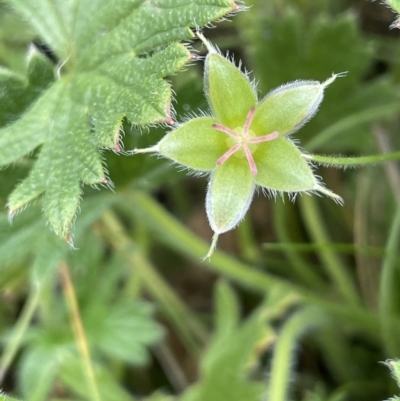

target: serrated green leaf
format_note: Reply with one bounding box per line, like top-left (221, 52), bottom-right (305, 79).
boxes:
top-left (5, 80), bottom-right (105, 238)
top-left (5, 0), bottom-right (80, 62)
top-left (84, 42), bottom-right (191, 148)
top-left (76, 0), bottom-right (236, 68)
top-left (0, 163), bottom-right (30, 202)
top-left (19, 346), bottom-right (59, 401)
top-left (0, 45), bottom-right (54, 127)
top-left (0, 49), bottom-right (54, 202)
top-left (1, 0), bottom-right (236, 239)
top-left (85, 301), bottom-right (163, 365)
top-left (0, 68), bottom-right (28, 125)
top-left (59, 353), bottom-right (135, 401)
top-left (0, 194), bottom-right (113, 277)
top-left (0, 4), bottom-right (35, 73)
top-left (0, 81), bottom-right (64, 165)
top-left (26, 46), bottom-right (55, 89)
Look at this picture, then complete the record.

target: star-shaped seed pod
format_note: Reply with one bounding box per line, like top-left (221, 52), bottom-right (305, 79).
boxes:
top-left (135, 35), bottom-right (343, 258)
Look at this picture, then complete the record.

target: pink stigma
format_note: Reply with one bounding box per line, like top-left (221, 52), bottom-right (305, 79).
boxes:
top-left (212, 107), bottom-right (279, 175)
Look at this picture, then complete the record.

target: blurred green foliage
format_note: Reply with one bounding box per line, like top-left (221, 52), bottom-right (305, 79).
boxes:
top-left (1, 1), bottom-right (400, 401)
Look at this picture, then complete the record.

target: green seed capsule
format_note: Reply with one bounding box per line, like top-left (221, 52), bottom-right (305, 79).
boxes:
top-left (134, 34), bottom-right (343, 258)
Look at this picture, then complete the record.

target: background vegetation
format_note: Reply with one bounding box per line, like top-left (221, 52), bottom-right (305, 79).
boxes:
top-left (1, 0), bottom-right (400, 400)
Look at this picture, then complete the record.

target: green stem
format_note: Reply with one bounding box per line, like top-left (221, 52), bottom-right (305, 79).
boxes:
top-left (304, 152), bottom-right (400, 167)
top-left (263, 241), bottom-right (391, 259)
top-left (0, 285), bottom-right (40, 384)
top-left (99, 210), bottom-right (208, 354)
top-left (124, 190), bottom-right (292, 293)
top-left (354, 171), bottom-right (379, 309)
top-left (317, 327), bottom-right (357, 383)
top-left (120, 191), bottom-right (384, 339)
top-left (379, 204), bottom-right (400, 356)
top-left (306, 103), bottom-right (400, 151)
top-left (268, 307), bottom-right (322, 401)
top-left (273, 201), bottom-right (325, 288)
top-left (59, 261), bottom-right (102, 401)
top-left (236, 216), bottom-right (261, 263)
top-left (299, 196), bottom-right (360, 306)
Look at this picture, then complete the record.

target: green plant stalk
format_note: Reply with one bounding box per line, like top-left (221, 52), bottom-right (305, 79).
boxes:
top-left (299, 196), bottom-right (360, 306)
top-left (379, 204), bottom-right (400, 356)
top-left (354, 171), bottom-right (379, 309)
top-left (273, 200), bottom-right (325, 288)
top-left (122, 191), bottom-right (386, 338)
top-left (125, 191), bottom-right (292, 293)
top-left (317, 327), bottom-right (357, 383)
top-left (236, 215), bottom-right (261, 263)
top-left (37, 271), bottom-right (59, 328)
top-left (99, 210), bottom-right (208, 354)
top-left (154, 342), bottom-right (188, 392)
top-left (306, 103), bottom-right (400, 151)
top-left (304, 151), bottom-right (400, 167)
top-left (268, 307), bottom-right (322, 401)
top-left (264, 241), bottom-right (390, 259)
top-left (59, 261), bottom-right (102, 401)
top-left (125, 221), bottom-right (151, 299)
top-left (0, 285), bottom-right (40, 384)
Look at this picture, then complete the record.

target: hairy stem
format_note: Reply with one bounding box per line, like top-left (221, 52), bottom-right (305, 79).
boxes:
top-left (268, 307), bottom-right (323, 401)
top-left (304, 151), bottom-right (400, 167)
top-left (299, 196), bottom-right (360, 306)
top-left (379, 205), bottom-right (400, 356)
top-left (306, 103), bottom-right (400, 151)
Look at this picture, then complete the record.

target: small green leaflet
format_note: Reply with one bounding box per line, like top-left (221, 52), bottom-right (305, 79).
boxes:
top-left (0, 0), bottom-right (237, 242)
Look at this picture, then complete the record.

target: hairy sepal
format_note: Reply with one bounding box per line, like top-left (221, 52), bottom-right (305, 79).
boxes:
top-left (158, 117), bottom-right (227, 171)
top-left (205, 52), bottom-right (257, 128)
top-left (251, 80), bottom-right (323, 137)
top-left (206, 157), bottom-right (254, 234)
top-left (254, 138), bottom-right (317, 192)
